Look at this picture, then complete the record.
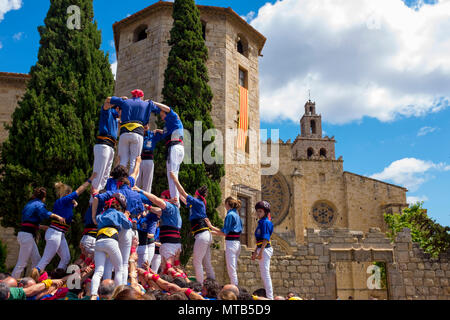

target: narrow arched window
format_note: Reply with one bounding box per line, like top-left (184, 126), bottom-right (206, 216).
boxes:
top-left (311, 120), bottom-right (317, 135)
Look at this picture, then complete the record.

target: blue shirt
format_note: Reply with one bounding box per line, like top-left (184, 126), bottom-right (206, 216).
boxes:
top-left (21, 199), bottom-right (52, 224)
top-left (160, 202), bottom-right (182, 229)
top-left (154, 108), bottom-right (184, 140)
top-left (254, 217), bottom-right (273, 242)
top-left (186, 195), bottom-right (207, 222)
top-left (154, 227), bottom-right (160, 241)
top-left (97, 184), bottom-right (145, 218)
top-left (84, 197), bottom-right (106, 227)
top-left (106, 176), bottom-right (136, 192)
top-left (221, 209), bottom-right (243, 235)
top-left (137, 213), bottom-right (160, 235)
top-left (96, 208), bottom-right (132, 231)
top-left (110, 97), bottom-right (158, 125)
top-left (52, 192), bottom-right (78, 224)
top-left (98, 105), bottom-right (119, 139)
top-left (142, 130), bottom-right (163, 153)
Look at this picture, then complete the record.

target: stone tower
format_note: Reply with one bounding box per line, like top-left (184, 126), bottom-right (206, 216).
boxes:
top-left (113, 1), bottom-right (266, 247)
top-left (293, 100), bottom-right (336, 160)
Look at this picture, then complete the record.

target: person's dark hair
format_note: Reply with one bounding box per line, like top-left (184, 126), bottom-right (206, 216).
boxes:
top-left (0, 273), bottom-right (9, 281)
top-left (203, 278), bottom-right (220, 299)
top-left (160, 274), bottom-right (172, 282)
top-left (113, 287), bottom-right (143, 300)
top-left (173, 277), bottom-right (187, 288)
top-left (253, 288), bottom-right (267, 298)
top-left (98, 281), bottom-right (115, 298)
top-left (32, 187), bottom-right (47, 200)
top-left (111, 165), bottom-right (129, 180)
top-left (225, 196), bottom-right (241, 210)
top-left (167, 292), bottom-right (188, 300)
top-left (49, 268), bottom-right (67, 279)
top-left (151, 290), bottom-right (167, 300)
top-left (0, 283), bottom-right (10, 301)
top-left (188, 281), bottom-right (202, 292)
top-left (196, 186), bottom-right (208, 198)
top-left (237, 286), bottom-right (252, 300)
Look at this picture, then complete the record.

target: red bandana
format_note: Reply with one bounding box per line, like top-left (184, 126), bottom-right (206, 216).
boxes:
top-left (131, 89), bottom-right (144, 98)
top-left (195, 190), bottom-right (207, 206)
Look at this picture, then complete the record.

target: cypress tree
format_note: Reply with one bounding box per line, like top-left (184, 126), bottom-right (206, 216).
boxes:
top-left (0, 0), bottom-right (114, 262)
top-left (152, 0), bottom-right (225, 264)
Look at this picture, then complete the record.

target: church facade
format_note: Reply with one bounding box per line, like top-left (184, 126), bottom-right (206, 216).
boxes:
top-left (262, 100), bottom-right (409, 247)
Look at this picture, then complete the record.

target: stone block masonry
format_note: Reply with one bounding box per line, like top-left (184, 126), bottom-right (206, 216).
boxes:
top-left (186, 227), bottom-right (449, 300)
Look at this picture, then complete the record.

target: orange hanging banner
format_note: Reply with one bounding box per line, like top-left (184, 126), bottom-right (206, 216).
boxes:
top-left (238, 86), bottom-right (248, 151)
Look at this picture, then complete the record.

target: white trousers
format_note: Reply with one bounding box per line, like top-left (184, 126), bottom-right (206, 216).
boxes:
top-left (118, 228), bottom-right (134, 285)
top-left (136, 160), bottom-right (154, 193)
top-left (160, 243), bottom-right (182, 262)
top-left (36, 228), bottom-right (71, 272)
top-left (166, 144), bottom-right (185, 202)
top-left (192, 231), bottom-right (215, 284)
top-left (12, 232), bottom-right (41, 279)
top-left (80, 235), bottom-right (96, 257)
top-left (257, 247), bottom-right (274, 300)
top-left (225, 240), bottom-right (241, 286)
top-left (92, 144), bottom-right (115, 192)
top-left (151, 251), bottom-right (161, 274)
top-left (91, 238), bottom-right (123, 296)
top-left (118, 132), bottom-right (144, 174)
top-left (137, 243), bottom-right (156, 269)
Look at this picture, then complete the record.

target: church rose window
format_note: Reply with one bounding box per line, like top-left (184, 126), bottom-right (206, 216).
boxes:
top-left (311, 201), bottom-right (337, 227)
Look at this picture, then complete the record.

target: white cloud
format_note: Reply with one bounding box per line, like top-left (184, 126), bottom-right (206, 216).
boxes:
top-left (250, 0), bottom-right (450, 124)
top-left (241, 11), bottom-right (256, 22)
top-left (0, 0), bottom-right (22, 22)
top-left (407, 195), bottom-right (429, 205)
top-left (12, 31), bottom-right (23, 41)
top-left (417, 126), bottom-right (438, 136)
top-left (111, 60), bottom-right (117, 80)
top-left (370, 158), bottom-right (450, 192)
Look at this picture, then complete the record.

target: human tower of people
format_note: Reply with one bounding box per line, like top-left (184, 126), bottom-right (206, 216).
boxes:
top-left (8, 89), bottom-right (275, 300)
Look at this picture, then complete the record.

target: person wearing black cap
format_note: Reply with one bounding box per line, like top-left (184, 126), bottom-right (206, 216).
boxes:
top-left (252, 200), bottom-right (274, 300)
top-left (90, 193), bottom-right (132, 300)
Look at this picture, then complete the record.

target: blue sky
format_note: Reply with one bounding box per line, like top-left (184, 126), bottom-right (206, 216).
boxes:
top-left (0, 0), bottom-right (449, 226)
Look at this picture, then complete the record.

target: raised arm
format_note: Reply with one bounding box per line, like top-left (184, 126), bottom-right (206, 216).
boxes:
top-left (168, 172), bottom-right (188, 199)
top-left (75, 172), bottom-right (97, 196)
top-left (132, 186), bottom-right (166, 210)
top-left (153, 101), bottom-right (171, 113)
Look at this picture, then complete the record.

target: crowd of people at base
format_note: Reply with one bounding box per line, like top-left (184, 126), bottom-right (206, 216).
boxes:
top-left (0, 270), bottom-right (305, 301)
top-left (1, 89), bottom-right (284, 301)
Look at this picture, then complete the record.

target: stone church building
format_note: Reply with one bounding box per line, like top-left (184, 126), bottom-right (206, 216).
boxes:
top-left (0, 2), bottom-right (448, 300)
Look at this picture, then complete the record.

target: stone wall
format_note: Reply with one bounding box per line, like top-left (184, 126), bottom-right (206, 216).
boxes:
top-left (393, 228), bottom-right (449, 300)
top-left (0, 72), bottom-right (29, 269)
top-left (188, 227), bottom-right (449, 300)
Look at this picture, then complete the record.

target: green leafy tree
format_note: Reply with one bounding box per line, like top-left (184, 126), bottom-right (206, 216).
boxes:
top-left (384, 202), bottom-right (450, 258)
top-left (0, 0), bottom-right (114, 267)
top-left (152, 0), bottom-right (225, 264)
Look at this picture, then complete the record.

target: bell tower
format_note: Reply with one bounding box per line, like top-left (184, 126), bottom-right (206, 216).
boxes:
top-left (293, 100), bottom-right (336, 160)
top-left (300, 100), bottom-right (323, 139)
